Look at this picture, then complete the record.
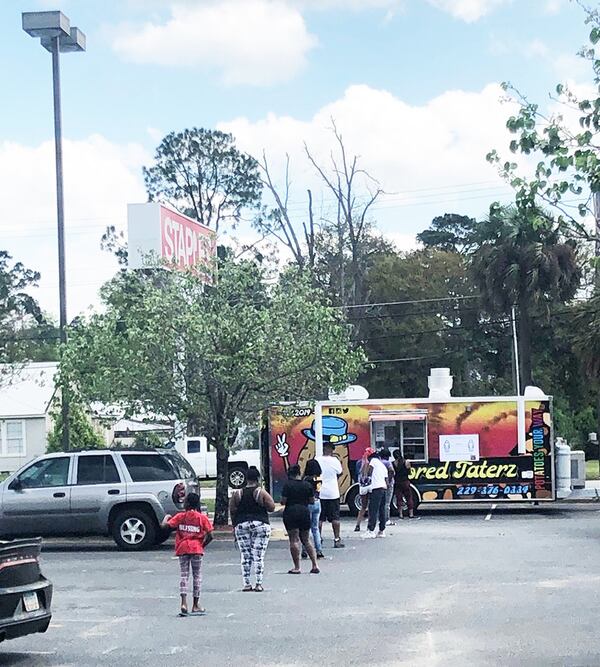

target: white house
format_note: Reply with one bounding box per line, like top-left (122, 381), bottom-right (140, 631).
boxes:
top-left (0, 362), bottom-right (58, 474)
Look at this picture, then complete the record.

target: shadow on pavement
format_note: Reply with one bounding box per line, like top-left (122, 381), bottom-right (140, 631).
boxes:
top-left (0, 653), bottom-right (49, 666)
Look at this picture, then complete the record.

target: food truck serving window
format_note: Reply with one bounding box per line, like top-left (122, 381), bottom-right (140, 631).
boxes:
top-left (369, 413), bottom-right (428, 461)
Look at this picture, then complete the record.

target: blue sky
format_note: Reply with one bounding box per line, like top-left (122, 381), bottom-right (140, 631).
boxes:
top-left (1, 0), bottom-right (589, 146)
top-left (0, 0), bottom-right (595, 317)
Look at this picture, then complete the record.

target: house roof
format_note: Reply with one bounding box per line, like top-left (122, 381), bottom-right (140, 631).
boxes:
top-left (112, 418), bottom-right (172, 434)
top-left (0, 362), bottom-right (58, 419)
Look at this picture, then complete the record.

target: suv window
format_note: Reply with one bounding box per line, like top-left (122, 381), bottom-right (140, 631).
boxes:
top-left (77, 455), bottom-right (121, 485)
top-left (19, 457), bottom-right (70, 488)
top-left (165, 451), bottom-right (196, 480)
top-left (121, 454), bottom-right (177, 482)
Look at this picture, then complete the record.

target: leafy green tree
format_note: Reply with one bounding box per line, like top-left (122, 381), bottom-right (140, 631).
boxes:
top-left (0, 251), bottom-right (47, 381)
top-left (47, 398), bottom-right (105, 453)
top-left (471, 205), bottom-right (581, 387)
top-left (143, 128), bottom-right (262, 232)
top-left (357, 247), bottom-right (513, 397)
top-left (63, 259), bottom-right (365, 525)
top-left (416, 214), bottom-right (479, 253)
top-left (487, 6), bottom-right (600, 243)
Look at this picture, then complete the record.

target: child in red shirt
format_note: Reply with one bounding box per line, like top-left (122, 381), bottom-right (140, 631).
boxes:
top-left (162, 492), bottom-right (213, 616)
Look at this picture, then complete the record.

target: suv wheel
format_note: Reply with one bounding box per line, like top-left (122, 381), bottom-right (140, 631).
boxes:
top-left (228, 466), bottom-right (247, 489)
top-left (112, 508), bottom-right (157, 551)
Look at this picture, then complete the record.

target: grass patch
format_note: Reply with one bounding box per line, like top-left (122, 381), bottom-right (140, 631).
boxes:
top-left (0, 473), bottom-right (8, 482)
top-left (199, 480), bottom-right (216, 488)
top-left (586, 460), bottom-right (600, 481)
top-left (202, 498), bottom-right (215, 514)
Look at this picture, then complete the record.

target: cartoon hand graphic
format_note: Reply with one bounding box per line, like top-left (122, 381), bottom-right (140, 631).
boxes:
top-left (275, 433), bottom-right (290, 458)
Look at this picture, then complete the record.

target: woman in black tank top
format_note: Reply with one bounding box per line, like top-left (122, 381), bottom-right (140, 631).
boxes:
top-left (229, 467), bottom-right (275, 591)
top-left (393, 451), bottom-right (417, 519)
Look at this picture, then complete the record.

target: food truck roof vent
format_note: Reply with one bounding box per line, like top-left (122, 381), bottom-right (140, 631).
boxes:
top-left (428, 368), bottom-right (453, 399)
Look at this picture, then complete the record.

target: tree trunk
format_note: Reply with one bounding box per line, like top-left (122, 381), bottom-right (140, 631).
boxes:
top-left (518, 298), bottom-right (533, 389)
top-left (214, 442), bottom-right (230, 527)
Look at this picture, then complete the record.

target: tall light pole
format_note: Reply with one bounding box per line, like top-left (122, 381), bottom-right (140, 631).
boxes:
top-left (22, 11), bottom-right (86, 452)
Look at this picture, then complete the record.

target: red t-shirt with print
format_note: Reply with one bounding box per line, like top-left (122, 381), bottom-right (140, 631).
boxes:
top-left (167, 510), bottom-right (213, 556)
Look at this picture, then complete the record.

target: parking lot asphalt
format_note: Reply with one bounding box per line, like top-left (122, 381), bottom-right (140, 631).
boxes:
top-left (3, 503), bottom-right (600, 667)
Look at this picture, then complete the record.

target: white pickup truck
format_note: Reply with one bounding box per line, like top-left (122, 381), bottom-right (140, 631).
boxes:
top-left (175, 437), bottom-right (261, 488)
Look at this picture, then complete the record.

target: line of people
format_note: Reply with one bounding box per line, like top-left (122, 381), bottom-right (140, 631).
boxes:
top-left (161, 444), bottom-right (417, 615)
top-left (354, 448), bottom-right (419, 538)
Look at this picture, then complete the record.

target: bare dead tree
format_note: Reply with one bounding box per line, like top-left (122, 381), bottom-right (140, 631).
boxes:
top-left (305, 119), bottom-right (384, 307)
top-left (256, 152), bottom-right (317, 271)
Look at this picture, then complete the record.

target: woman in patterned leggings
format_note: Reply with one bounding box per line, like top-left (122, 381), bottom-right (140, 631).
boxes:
top-left (230, 467), bottom-right (276, 592)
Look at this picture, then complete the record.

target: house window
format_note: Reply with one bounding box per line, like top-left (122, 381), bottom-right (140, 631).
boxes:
top-left (1, 420), bottom-right (26, 457)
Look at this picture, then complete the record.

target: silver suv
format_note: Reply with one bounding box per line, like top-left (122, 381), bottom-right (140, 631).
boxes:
top-left (0, 449), bottom-right (199, 551)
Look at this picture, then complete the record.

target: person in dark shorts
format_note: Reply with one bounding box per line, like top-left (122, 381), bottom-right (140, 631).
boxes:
top-left (316, 443), bottom-right (345, 548)
top-left (281, 465), bottom-right (320, 574)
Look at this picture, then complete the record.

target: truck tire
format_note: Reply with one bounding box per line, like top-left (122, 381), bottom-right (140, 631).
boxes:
top-left (391, 488), bottom-right (421, 516)
top-left (228, 466), bottom-right (247, 489)
top-left (111, 507), bottom-right (157, 551)
top-left (345, 485), bottom-right (362, 517)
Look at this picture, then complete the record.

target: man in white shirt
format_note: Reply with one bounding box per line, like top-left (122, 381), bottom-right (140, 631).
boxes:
top-left (316, 443), bottom-right (345, 548)
top-left (364, 452), bottom-right (389, 538)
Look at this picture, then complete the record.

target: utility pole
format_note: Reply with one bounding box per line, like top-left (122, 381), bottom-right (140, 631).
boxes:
top-left (594, 193), bottom-right (600, 451)
top-left (511, 306), bottom-right (521, 396)
top-left (22, 11), bottom-right (86, 452)
top-left (594, 192), bottom-right (600, 288)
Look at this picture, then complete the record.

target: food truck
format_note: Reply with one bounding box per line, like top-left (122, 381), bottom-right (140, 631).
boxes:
top-left (262, 369), bottom-right (570, 514)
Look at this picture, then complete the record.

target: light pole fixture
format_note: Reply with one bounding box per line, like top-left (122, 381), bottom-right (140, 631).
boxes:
top-left (22, 11), bottom-right (86, 452)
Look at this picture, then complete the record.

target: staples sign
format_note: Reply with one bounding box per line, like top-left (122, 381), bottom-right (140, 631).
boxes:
top-left (127, 202), bottom-right (216, 282)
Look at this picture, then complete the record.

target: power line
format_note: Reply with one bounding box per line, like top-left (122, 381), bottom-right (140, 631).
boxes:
top-left (339, 295), bottom-right (480, 310)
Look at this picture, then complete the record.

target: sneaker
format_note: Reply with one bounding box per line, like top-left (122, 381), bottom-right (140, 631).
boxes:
top-left (333, 539), bottom-right (345, 549)
top-left (409, 516), bottom-right (420, 520)
top-left (376, 530), bottom-right (386, 538)
top-left (354, 525), bottom-right (361, 532)
top-left (316, 551), bottom-right (325, 559)
top-left (362, 531), bottom-right (377, 539)
top-left (386, 520), bottom-right (395, 526)
top-left (301, 551), bottom-right (308, 559)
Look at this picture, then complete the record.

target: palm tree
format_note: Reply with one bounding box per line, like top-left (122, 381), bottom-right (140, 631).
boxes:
top-left (572, 292), bottom-right (600, 441)
top-left (471, 205), bottom-right (582, 389)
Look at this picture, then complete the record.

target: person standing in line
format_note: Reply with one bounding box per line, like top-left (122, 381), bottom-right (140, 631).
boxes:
top-left (354, 447), bottom-right (375, 532)
top-left (302, 458), bottom-right (325, 559)
top-left (363, 451), bottom-right (389, 539)
top-left (281, 465), bottom-right (320, 574)
top-left (229, 466), bottom-right (276, 592)
top-left (162, 492), bottom-right (214, 616)
top-left (393, 449), bottom-right (418, 520)
top-left (379, 448), bottom-right (396, 527)
top-left (316, 443), bottom-right (345, 549)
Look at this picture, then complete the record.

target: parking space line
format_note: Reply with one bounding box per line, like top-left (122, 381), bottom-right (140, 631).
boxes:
top-left (485, 504), bottom-right (497, 521)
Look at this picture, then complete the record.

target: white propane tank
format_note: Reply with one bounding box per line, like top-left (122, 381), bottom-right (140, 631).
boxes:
top-left (428, 368), bottom-right (453, 399)
top-left (555, 438), bottom-right (572, 499)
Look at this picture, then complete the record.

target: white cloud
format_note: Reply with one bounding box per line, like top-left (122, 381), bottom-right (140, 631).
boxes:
top-left (219, 83), bottom-right (518, 247)
top-left (112, 0), bottom-right (317, 86)
top-left (426, 0), bottom-right (509, 22)
top-left (525, 38), bottom-right (549, 59)
top-left (544, 0), bottom-right (564, 15)
top-left (0, 136), bottom-right (147, 319)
